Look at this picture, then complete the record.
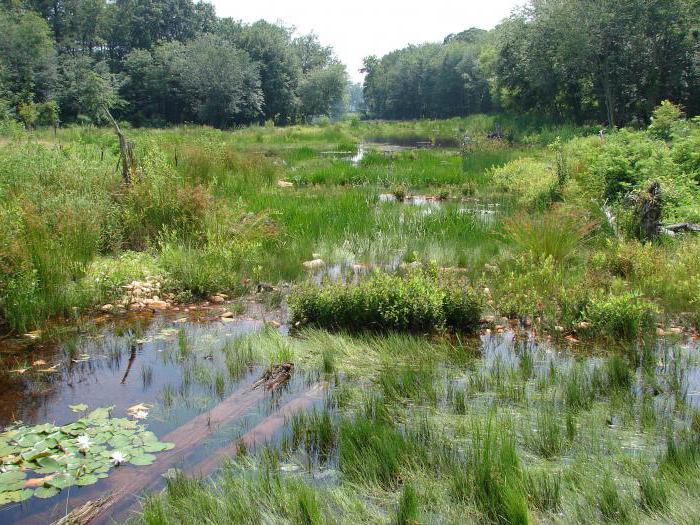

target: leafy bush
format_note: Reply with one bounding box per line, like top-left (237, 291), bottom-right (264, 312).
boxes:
top-left (490, 157), bottom-right (558, 210)
top-left (648, 100), bottom-right (684, 141)
top-left (571, 127), bottom-right (700, 226)
top-left (290, 271), bottom-right (482, 333)
top-left (599, 239), bottom-right (700, 320)
top-left (583, 292), bottom-right (658, 340)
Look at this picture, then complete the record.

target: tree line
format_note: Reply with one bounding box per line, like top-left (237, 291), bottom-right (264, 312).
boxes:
top-left (363, 0), bottom-right (700, 125)
top-left (0, 0), bottom-right (349, 128)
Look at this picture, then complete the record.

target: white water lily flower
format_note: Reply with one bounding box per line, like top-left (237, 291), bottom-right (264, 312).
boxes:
top-left (111, 451), bottom-right (126, 466)
top-left (76, 435), bottom-right (91, 452)
top-left (133, 410), bottom-right (149, 420)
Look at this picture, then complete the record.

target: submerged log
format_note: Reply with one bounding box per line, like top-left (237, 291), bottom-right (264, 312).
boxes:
top-left (51, 493), bottom-right (119, 525)
top-left (28, 378), bottom-right (326, 525)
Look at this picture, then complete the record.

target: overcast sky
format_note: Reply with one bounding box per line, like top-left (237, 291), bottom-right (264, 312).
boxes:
top-left (211, 0), bottom-right (524, 83)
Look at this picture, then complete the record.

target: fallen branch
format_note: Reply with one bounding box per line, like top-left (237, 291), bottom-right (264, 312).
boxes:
top-left (662, 222), bottom-right (700, 234)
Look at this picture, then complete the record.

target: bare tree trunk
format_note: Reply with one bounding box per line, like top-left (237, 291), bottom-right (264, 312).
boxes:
top-left (103, 107), bottom-right (134, 185)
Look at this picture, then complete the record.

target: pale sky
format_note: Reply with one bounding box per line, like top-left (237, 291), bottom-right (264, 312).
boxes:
top-left (211, 1), bottom-right (524, 83)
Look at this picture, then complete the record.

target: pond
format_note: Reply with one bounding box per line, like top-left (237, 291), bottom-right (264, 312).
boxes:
top-left (2, 301), bottom-right (699, 523)
top-left (0, 305), bottom-right (327, 524)
top-left (349, 135), bottom-right (462, 164)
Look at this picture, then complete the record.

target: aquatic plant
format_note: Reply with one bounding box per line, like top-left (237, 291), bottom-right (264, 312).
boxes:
top-left (0, 406), bottom-right (173, 505)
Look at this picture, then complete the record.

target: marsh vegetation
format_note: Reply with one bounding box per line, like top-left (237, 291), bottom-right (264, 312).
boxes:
top-left (0, 107), bottom-right (699, 523)
top-left (2, 0), bottom-right (700, 523)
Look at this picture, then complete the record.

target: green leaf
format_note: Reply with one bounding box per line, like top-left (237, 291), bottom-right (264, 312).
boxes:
top-left (48, 475), bottom-right (75, 490)
top-left (129, 454), bottom-right (156, 466)
top-left (35, 456), bottom-right (61, 474)
top-left (0, 489), bottom-right (33, 504)
top-left (76, 474), bottom-right (98, 486)
top-left (0, 470), bottom-right (26, 491)
top-left (69, 404), bottom-right (89, 413)
top-left (17, 434), bottom-right (42, 448)
top-left (87, 406), bottom-right (114, 420)
top-left (0, 443), bottom-right (18, 458)
top-left (108, 435), bottom-right (130, 448)
top-left (34, 486), bottom-right (60, 499)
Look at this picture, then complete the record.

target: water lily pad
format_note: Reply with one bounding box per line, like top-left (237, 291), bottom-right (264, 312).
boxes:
top-left (108, 435), bottom-right (130, 449)
top-left (0, 408), bottom-right (171, 505)
top-left (69, 404), bottom-right (89, 413)
top-left (0, 489), bottom-right (33, 504)
top-left (129, 454), bottom-right (156, 466)
top-left (87, 406), bottom-right (114, 420)
top-left (34, 486), bottom-right (60, 499)
top-left (0, 443), bottom-right (18, 458)
top-left (0, 471), bottom-right (26, 491)
top-left (35, 457), bottom-right (61, 474)
top-left (143, 441), bottom-right (174, 453)
top-left (48, 475), bottom-right (76, 490)
top-left (16, 434), bottom-right (42, 448)
top-left (75, 474), bottom-right (98, 486)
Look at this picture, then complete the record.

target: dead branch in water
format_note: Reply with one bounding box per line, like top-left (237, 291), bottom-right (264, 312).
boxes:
top-left (51, 492), bottom-right (120, 525)
top-left (252, 363), bottom-right (294, 391)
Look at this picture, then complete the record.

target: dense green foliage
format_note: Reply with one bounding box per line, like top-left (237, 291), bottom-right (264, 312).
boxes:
top-left (363, 0), bottom-right (700, 125)
top-left (363, 29), bottom-right (492, 119)
top-left (290, 270), bottom-right (482, 333)
top-left (0, 1), bottom-right (348, 127)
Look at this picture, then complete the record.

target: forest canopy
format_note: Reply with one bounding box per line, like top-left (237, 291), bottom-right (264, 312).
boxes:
top-left (362, 0), bottom-right (700, 125)
top-left (2, 0), bottom-right (699, 128)
top-left (0, 0), bottom-right (349, 127)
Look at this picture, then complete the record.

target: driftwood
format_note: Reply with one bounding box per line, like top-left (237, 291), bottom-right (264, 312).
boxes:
top-left (25, 377), bottom-right (326, 525)
top-left (51, 493), bottom-right (120, 525)
top-left (663, 222), bottom-right (700, 234)
top-left (252, 363), bottom-right (294, 391)
top-left (103, 107), bottom-right (135, 185)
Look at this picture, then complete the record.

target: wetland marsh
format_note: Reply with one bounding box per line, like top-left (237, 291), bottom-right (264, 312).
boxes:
top-left (2, 113), bottom-right (700, 524)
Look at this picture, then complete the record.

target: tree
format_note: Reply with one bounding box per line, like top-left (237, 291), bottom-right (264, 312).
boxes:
top-left (0, 7), bottom-right (57, 106)
top-left (362, 39), bottom-right (491, 119)
top-left (178, 34), bottom-right (262, 128)
top-left (57, 55), bottom-right (124, 123)
top-left (494, 0), bottom-right (700, 125)
top-left (219, 20), bottom-right (301, 123)
top-left (293, 33), bottom-right (333, 74)
top-left (298, 63), bottom-right (348, 120)
top-left (106, 0), bottom-right (216, 60)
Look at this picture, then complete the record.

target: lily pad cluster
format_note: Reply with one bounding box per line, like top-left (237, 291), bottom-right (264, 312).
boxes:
top-left (0, 406), bottom-right (174, 505)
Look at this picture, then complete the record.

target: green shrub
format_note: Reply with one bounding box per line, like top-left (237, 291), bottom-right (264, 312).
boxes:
top-left (583, 292), bottom-right (658, 340)
top-left (671, 120), bottom-right (700, 184)
top-left (648, 100), bottom-right (685, 141)
top-left (490, 157), bottom-right (558, 210)
top-left (290, 271), bottom-right (482, 333)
